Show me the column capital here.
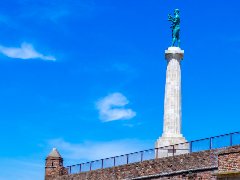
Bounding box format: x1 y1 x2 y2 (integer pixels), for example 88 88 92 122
165 47 184 61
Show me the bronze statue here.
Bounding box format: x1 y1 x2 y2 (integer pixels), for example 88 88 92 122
168 9 180 47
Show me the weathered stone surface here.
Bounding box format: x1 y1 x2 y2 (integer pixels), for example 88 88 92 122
45 148 68 180
216 147 240 179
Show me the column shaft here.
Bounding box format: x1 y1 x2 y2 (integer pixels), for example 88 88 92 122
163 56 182 137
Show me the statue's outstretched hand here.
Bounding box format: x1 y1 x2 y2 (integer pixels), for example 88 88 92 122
168 14 173 21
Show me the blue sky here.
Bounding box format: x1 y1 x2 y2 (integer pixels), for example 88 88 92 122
0 0 240 179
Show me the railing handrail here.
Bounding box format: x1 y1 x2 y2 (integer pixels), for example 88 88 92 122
66 131 240 172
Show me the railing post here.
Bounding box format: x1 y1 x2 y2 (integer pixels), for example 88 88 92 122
190 141 192 153
209 137 213 149
156 148 159 159
79 164 82 173
230 133 233 146
172 145 175 156
69 166 72 174
90 162 92 171
141 151 143 162
101 159 104 169
113 157 116 166
126 154 129 164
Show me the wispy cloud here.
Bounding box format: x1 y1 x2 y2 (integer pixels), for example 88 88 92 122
48 138 152 163
0 43 56 61
96 93 136 122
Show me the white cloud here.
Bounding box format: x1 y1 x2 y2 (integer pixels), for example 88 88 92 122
48 138 152 163
96 93 136 122
0 43 56 61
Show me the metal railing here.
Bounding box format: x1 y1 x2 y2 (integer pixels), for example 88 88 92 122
66 131 240 174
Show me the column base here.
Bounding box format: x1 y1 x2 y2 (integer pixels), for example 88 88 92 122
155 135 189 158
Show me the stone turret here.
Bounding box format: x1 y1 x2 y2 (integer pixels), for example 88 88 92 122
45 148 68 180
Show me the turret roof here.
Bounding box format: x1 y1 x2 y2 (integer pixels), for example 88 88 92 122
47 148 62 158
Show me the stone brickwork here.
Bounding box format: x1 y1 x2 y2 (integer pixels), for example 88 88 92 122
45 145 240 180
45 148 68 180
148 170 215 180
216 147 240 179
218 148 240 172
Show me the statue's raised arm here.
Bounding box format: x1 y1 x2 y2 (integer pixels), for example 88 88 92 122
168 9 181 47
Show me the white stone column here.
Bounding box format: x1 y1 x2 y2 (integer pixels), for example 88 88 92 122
163 47 183 138
155 47 188 157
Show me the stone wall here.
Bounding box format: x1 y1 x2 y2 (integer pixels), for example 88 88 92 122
46 145 240 180
216 147 240 179
45 155 68 180
218 148 240 172
148 170 215 180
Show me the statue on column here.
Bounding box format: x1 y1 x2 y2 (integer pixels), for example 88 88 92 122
168 9 181 47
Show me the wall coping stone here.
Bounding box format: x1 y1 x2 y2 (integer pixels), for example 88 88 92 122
217 146 240 156
215 171 240 178
132 166 218 180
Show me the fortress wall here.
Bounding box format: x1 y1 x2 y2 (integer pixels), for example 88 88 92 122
46 145 240 180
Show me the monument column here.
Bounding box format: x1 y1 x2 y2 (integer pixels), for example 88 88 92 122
163 47 183 138
155 9 188 155
155 47 188 153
